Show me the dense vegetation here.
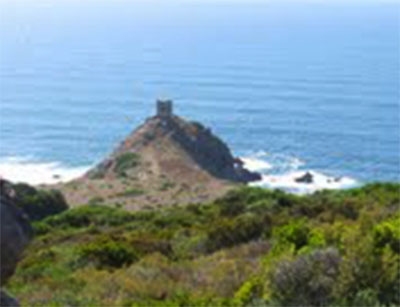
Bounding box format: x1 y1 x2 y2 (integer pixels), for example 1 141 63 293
6 183 400 306
12 183 68 221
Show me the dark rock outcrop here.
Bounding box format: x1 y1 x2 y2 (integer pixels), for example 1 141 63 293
156 116 260 182
0 179 33 306
295 172 314 184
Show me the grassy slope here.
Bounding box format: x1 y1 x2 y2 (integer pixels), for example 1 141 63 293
6 183 400 306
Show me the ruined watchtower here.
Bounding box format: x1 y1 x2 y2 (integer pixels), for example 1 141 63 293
156 99 173 118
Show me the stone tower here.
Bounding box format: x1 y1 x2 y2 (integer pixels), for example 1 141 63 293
156 99 173 118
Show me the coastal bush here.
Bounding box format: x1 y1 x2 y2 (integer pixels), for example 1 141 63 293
233 278 263 306
206 213 267 252
13 183 68 221
115 188 144 197
88 196 104 205
77 236 138 269
33 205 136 234
114 152 140 177
273 219 310 251
217 195 246 217
269 248 341 306
334 246 400 306
171 232 207 259
217 187 274 211
6 183 400 306
152 209 198 229
18 249 58 282
159 181 176 191
373 216 400 253
129 237 173 259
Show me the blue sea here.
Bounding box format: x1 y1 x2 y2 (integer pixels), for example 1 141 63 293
0 1 399 192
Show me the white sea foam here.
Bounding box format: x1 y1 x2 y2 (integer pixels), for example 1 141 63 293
240 157 272 172
0 152 359 193
0 157 90 185
241 152 359 194
249 171 358 195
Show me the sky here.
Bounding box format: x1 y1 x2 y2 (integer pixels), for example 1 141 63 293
1 0 398 23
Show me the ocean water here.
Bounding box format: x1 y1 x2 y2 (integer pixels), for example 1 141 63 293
0 1 399 193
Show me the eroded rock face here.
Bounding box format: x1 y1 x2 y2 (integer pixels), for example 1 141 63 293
0 179 33 306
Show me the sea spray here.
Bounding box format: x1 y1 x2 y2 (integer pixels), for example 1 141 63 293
241 152 359 194
0 157 90 185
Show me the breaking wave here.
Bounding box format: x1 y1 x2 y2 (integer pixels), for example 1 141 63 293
0 152 359 194
241 151 359 194
0 156 90 185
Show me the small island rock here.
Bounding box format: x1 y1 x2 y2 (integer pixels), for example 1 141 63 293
295 172 314 184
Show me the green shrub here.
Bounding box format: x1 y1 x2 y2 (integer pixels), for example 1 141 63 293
206 213 268 252
234 278 263 306
269 248 341 306
218 199 246 217
274 220 310 251
114 152 140 177
373 216 400 253
77 236 138 269
18 249 58 281
132 238 173 258
217 187 274 213
88 196 104 205
159 181 176 191
334 223 400 306
35 205 136 233
351 289 380 306
171 230 207 259
273 189 300 208
13 183 68 221
115 188 144 197
153 210 196 229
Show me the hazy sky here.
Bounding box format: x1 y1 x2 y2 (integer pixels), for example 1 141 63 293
1 0 398 22
0 0 398 47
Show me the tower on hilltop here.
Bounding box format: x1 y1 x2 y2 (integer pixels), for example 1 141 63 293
156 99 173 118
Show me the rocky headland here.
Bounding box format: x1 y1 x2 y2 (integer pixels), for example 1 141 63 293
54 100 261 210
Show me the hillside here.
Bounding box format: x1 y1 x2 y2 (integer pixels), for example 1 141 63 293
5 183 400 306
53 101 260 210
